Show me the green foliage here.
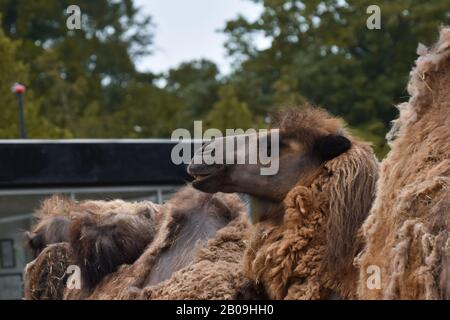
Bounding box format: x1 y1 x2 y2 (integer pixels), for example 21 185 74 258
0 0 448 151
205 85 263 132
223 0 450 147
0 0 155 137
349 121 390 160
166 60 221 119
0 27 69 138
110 81 188 138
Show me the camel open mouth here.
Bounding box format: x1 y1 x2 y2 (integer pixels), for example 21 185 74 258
191 173 210 181
187 164 226 190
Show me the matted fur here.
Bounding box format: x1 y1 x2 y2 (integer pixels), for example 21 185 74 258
244 110 379 299
24 195 75 258
62 186 258 300
23 196 160 296
69 199 160 291
85 213 255 299
274 106 345 149
24 243 75 300
139 214 257 299
357 27 450 299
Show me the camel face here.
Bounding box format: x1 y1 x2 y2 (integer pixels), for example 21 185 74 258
188 130 312 201
188 125 351 204
25 216 71 258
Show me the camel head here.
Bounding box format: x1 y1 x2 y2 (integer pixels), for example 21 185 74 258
24 216 71 258
188 107 352 222
24 195 74 258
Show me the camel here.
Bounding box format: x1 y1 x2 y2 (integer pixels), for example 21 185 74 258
24 195 74 258
188 106 379 299
69 199 161 291
356 27 450 299
24 186 258 300
24 196 161 298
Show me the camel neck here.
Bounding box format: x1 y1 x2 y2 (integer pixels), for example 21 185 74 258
248 196 284 224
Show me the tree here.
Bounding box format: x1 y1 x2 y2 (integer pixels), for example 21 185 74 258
166 59 221 119
0 27 69 138
108 81 188 138
0 0 154 136
223 0 450 158
206 85 262 132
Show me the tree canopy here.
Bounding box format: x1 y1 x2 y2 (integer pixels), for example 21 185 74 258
0 0 449 158
223 0 450 157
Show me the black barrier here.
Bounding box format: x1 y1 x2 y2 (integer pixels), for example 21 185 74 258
0 140 195 188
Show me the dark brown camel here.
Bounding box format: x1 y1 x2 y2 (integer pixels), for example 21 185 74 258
24 187 256 300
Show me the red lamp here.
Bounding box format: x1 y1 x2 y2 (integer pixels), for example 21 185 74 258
12 83 26 94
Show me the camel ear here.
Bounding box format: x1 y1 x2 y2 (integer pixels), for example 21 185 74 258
313 134 352 161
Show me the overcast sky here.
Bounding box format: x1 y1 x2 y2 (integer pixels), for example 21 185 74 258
133 0 265 75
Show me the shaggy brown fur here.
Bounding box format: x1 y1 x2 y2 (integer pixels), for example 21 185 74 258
69 199 161 291
24 243 75 300
24 195 74 258
86 213 254 299
24 196 161 295
243 109 379 299
356 27 450 299
139 214 258 299
62 186 257 300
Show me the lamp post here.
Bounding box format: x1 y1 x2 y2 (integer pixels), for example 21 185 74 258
12 83 26 139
